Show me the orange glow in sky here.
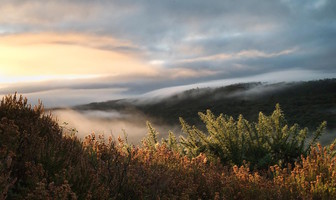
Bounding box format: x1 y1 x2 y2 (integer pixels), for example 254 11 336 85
0 33 157 84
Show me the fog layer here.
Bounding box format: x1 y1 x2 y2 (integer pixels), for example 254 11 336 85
52 109 180 144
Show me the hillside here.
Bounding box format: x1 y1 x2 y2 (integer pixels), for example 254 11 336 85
2 93 336 199
76 79 336 131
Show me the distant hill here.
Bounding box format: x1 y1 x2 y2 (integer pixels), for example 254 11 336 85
75 79 336 131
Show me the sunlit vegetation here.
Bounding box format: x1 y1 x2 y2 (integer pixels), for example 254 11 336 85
1 94 336 199
178 105 326 169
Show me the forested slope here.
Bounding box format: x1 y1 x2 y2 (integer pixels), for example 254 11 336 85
77 79 336 131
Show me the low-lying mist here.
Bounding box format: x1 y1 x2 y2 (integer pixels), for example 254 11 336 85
52 109 181 144
51 109 336 146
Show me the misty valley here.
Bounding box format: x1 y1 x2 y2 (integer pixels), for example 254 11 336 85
53 79 336 145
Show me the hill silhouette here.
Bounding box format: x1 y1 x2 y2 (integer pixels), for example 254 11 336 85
76 79 336 131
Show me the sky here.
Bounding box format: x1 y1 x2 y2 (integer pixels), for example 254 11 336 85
0 0 335 107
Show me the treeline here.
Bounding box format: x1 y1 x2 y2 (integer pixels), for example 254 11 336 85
77 79 336 131
1 94 336 199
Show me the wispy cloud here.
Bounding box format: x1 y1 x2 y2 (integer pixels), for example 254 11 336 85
176 48 298 64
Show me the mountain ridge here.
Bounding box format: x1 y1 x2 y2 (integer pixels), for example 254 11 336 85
72 79 336 132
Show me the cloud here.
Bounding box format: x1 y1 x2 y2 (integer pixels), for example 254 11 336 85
0 0 335 106
175 48 297 64
22 88 130 108
139 69 336 100
1 68 335 108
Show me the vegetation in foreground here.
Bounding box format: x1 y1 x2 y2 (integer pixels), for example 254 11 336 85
1 94 336 199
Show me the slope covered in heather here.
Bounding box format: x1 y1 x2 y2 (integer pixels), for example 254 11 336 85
1 94 336 199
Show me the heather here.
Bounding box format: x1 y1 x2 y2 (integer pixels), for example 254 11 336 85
1 94 335 199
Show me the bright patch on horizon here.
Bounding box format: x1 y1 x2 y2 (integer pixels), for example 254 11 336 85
0 33 157 83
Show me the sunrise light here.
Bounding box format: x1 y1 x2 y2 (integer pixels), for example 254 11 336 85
0 33 157 83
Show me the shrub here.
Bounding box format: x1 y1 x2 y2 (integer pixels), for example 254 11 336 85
179 104 326 169
0 94 118 199
272 143 336 199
